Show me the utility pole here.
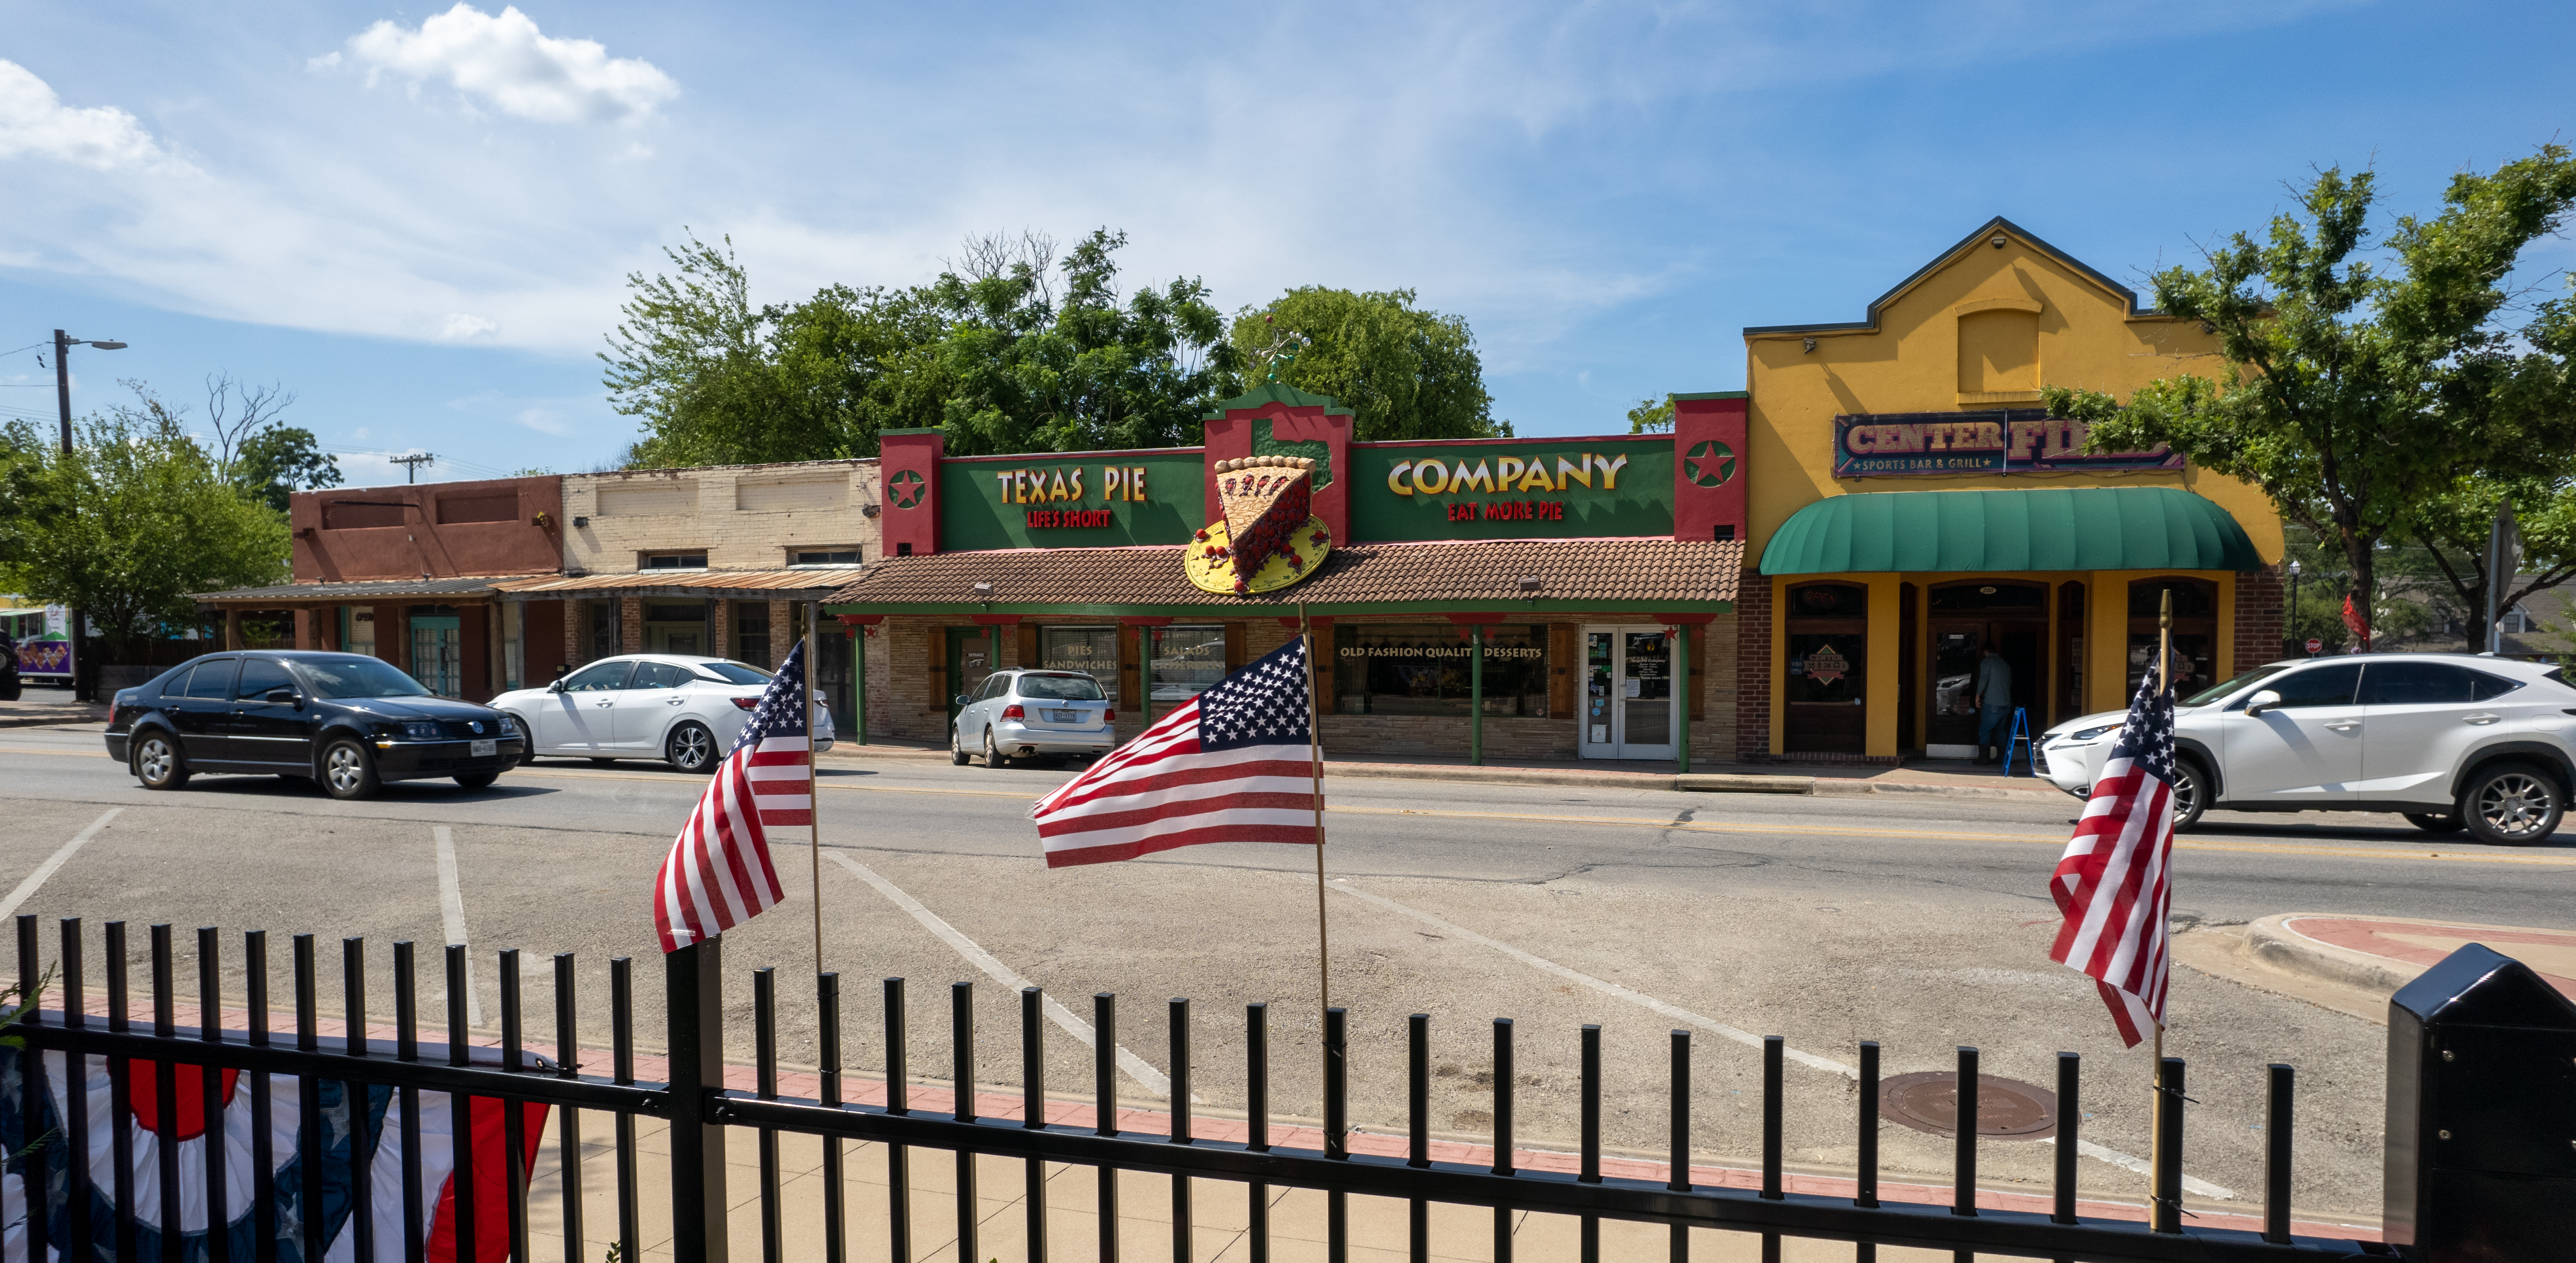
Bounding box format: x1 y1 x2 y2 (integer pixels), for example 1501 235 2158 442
50 329 127 701
391 453 436 483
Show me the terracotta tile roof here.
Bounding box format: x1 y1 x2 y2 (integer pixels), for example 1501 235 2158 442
822 539 1742 611
491 569 853 600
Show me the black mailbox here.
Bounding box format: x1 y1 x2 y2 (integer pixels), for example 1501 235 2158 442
2385 942 2576 1260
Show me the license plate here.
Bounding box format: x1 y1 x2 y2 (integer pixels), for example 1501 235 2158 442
470 739 497 757
1046 709 1080 723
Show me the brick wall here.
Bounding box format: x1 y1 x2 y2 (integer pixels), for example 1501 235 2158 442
2234 562 2287 671
1734 567 1772 760
563 459 882 574
866 611 1742 762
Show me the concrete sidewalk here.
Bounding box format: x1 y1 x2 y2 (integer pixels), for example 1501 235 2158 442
0 691 105 729
819 741 2069 802
2175 914 2576 1025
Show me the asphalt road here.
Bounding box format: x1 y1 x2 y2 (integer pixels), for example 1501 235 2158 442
5 723 2569 1224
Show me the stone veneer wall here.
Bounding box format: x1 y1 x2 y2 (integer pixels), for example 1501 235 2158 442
867 610 1738 762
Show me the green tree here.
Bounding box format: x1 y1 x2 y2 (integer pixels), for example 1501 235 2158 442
233 426 343 511
2045 149 2576 647
0 392 289 662
929 228 1237 455
1626 397 1675 433
603 228 1232 465
1226 288 1507 440
2398 472 2576 646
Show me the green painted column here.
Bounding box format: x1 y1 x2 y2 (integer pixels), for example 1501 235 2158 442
1470 624 1485 766
1138 626 1155 728
1674 623 1691 774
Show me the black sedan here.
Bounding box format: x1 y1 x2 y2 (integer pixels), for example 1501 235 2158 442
105 651 525 800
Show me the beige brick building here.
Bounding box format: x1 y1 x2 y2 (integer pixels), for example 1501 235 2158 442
494 459 890 736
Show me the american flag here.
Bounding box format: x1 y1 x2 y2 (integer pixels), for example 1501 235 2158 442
654 640 809 951
1032 637 1319 867
2047 664 2178 1047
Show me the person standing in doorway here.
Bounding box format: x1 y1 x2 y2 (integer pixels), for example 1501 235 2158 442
1973 643 2013 765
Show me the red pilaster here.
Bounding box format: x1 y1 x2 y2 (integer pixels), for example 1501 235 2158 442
1672 393 1749 543
880 430 945 557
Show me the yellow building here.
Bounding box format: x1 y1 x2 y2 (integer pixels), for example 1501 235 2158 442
1740 218 2286 760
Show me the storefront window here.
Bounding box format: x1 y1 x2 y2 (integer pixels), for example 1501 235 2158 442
645 602 708 656
735 602 772 669
1149 625 1227 706
2128 578 2218 697
1040 626 1120 691
1333 624 1548 716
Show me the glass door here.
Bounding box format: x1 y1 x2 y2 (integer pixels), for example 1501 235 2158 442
1579 626 1675 759
410 616 462 698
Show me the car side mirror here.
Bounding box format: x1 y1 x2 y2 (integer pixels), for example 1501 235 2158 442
548 680 567 694
953 694 970 707
265 689 300 707
2244 689 2284 716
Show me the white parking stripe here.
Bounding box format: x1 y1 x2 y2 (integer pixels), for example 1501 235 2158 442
0 808 121 922
1308 874 2233 1201
434 826 483 1027
824 850 1188 1102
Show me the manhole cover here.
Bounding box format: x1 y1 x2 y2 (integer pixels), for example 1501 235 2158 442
1878 1072 2057 1140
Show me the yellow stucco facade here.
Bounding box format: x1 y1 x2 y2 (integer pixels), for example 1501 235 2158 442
1742 218 2285 759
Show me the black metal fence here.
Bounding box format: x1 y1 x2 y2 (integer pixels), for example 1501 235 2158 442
4 914 2386 1262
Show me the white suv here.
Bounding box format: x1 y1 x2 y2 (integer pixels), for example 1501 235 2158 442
2034 654 2576 845
951 670 1116 767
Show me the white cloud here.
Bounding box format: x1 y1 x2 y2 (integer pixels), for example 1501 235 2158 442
440 312 501 340
514 407 569 436
339 4 678 125
0 60 169 169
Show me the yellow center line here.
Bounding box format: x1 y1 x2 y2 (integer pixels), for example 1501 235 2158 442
29 748 2569 865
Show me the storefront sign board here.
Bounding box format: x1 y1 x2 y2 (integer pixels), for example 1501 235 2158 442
1832 410 2182 478
939 451 1209 551
1348 439 1675 542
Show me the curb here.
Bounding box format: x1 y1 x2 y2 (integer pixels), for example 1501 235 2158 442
820 744 2067 800
0 715 103 730
2243 915 2424 996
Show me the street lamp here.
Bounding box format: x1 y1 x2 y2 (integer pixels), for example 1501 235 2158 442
50 330 128 701
53 329 128 452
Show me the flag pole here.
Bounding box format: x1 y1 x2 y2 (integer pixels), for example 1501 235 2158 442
2150 586 2171 1202
807 603 825 982
1298 602 1329 1023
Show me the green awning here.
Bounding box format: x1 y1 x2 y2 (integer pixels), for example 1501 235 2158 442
1759 487 2264 575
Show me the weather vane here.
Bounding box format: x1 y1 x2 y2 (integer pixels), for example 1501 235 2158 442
1252 313 1312 383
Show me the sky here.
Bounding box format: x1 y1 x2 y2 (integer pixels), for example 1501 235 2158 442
4 0 2572 486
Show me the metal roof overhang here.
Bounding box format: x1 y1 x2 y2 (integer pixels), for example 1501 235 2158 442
1759 487 2264 575
491 571 853 602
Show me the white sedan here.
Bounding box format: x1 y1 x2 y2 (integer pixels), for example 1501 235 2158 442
489 654 835 773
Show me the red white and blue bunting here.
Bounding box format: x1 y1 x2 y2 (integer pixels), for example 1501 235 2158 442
3 1046 546 1262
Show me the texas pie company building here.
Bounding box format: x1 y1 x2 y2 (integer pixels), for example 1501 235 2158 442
822 385 1753 765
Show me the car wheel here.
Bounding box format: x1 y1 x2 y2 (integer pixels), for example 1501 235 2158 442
2402 813 2463 834
2458 762 2563 847
454 771 500 789
983 728 1009 769
320 739 381 801
2169 756 2209 832
950 724 971 765
667 721 718 773
133 732 190 790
